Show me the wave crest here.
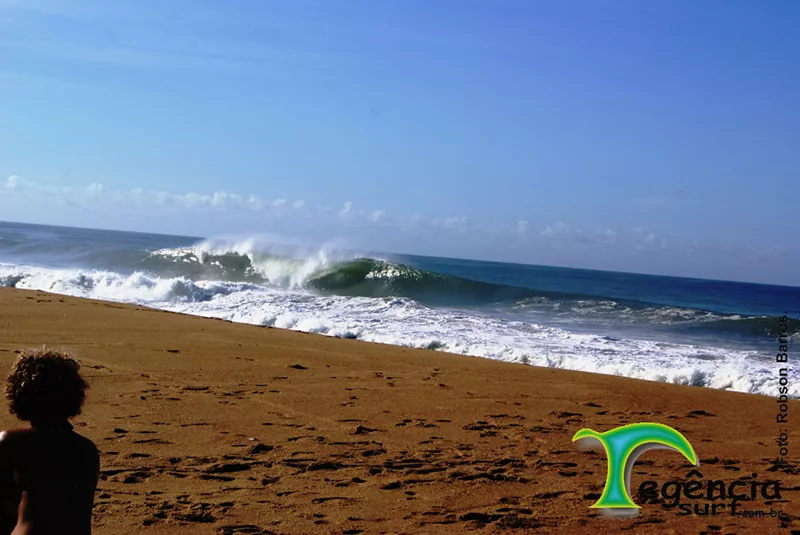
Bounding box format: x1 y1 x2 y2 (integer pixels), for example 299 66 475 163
148 237 362 288
0 265 258 304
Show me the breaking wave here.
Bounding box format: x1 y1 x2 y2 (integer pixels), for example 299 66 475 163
1 235 796 341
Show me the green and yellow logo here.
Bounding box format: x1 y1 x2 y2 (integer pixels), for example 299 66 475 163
572 422 698 517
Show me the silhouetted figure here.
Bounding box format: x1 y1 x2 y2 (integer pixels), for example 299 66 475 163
0 349 99 535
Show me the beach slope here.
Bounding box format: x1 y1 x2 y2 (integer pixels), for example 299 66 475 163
0 287 796 534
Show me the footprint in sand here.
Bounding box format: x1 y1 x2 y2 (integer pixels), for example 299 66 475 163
686 410 716 418
352 425 379 435
216 525 267 534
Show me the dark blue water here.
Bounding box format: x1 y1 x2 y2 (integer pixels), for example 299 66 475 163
1 220 797 352
404 254 797 318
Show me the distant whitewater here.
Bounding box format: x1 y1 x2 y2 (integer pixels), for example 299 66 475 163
1 221 798 397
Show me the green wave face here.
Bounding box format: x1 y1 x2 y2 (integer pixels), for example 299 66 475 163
573 423 698 514
303 258 523 304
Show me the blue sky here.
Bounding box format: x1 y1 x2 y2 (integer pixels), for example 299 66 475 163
1 0 798 285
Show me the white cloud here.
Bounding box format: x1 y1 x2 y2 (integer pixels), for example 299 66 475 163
635 232 669 251
440 216 468 231
246 194 263 210
85 182 104 195
5 175 25 190
339 201 353 219
4 175 698 263
212 192 226 206
3 176 311 220
3 175 72 197
541 221 569 238
588 228 617 244
538 222 619 246
150 190 170 205
180 192 211 208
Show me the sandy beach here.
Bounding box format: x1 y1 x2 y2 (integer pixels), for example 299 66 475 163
0 287 796 534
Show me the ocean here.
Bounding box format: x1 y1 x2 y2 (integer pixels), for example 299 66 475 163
1 221 797 397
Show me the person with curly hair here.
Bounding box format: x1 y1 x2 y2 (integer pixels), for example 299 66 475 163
0 348 100 535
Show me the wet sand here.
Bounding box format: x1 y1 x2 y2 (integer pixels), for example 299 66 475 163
0 287 797 534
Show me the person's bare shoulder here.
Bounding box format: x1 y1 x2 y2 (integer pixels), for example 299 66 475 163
0 428 32 460
0 428 34 444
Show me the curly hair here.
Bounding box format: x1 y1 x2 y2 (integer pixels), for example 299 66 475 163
5 348 89 423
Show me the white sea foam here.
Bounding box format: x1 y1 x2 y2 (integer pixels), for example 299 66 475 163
0 262 793 398
150 236 372 288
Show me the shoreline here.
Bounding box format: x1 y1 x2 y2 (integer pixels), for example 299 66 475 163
0 271 784 397
0 287 797 533
1 285 774 396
